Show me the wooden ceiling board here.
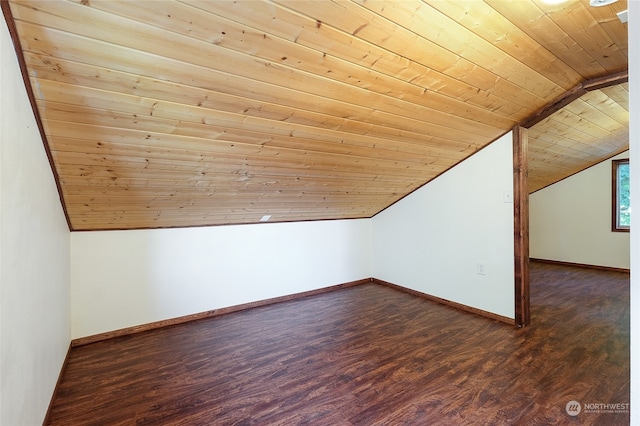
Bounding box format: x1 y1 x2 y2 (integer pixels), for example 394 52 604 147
486 0 628 78
600 83 629 109
425 0 582 90
186 0 532 118
3 0 629 230
14 1 509 136
275 0 558 107
364 0 579 95
528 86 629 193
18 24 501 145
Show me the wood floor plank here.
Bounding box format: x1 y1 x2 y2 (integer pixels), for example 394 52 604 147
46 262 629 425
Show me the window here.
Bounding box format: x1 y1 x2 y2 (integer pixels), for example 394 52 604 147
612 159 630 232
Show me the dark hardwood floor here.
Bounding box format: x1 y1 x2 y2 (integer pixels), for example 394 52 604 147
47 262 629 425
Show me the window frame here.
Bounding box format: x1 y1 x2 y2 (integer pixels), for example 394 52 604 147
612 159 630 232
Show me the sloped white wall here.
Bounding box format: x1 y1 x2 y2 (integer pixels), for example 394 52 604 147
0 19 70 426
371 133 515 319
71 219 371 339
530 151 630 269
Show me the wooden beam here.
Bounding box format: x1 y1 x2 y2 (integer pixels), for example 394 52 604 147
513 125 530 327
521 84 587 128
582 70 628 91
521 70 629 129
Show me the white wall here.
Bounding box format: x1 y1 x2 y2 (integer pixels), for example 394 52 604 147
371 132 515 319
0 19 71 426
629 1 638 423
71 219 371 338
530 151 630 269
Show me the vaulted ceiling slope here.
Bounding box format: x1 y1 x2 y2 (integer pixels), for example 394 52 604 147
528 81 628 192
3 0 629 230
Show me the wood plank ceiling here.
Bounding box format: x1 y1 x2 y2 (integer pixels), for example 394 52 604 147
528 82 629 192
2 0 629 230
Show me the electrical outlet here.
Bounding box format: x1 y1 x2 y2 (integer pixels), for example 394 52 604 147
477 261 486 275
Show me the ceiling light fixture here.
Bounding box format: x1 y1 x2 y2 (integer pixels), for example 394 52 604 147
589 0 618 7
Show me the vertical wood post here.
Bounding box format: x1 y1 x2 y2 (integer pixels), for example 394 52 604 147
513 125 530 327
